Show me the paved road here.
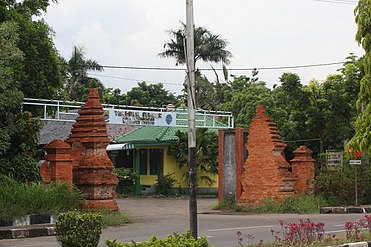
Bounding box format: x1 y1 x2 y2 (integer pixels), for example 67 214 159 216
0 198 366 247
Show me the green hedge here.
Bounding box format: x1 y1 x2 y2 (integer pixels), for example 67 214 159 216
56 211 102 247
106 231 212 247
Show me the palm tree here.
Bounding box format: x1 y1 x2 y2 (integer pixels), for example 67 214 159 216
168 128 218 186
160 23 232 111
65 46 103 101
159 23 232 66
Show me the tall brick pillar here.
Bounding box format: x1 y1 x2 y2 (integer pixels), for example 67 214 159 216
291 146 315 194
239 105 296 206
66 88 119 211
40 140 73 185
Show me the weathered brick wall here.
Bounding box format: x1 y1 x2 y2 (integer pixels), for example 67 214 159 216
41 140 73 185
218 105 316 205
291 146 315 194
239 105 296 205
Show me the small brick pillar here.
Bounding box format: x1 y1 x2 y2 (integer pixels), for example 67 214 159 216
291 146 315 194
66 88 119 211
41 140 73 184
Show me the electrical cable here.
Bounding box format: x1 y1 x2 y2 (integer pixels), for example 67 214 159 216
87 73 184 85
100 61 345 71
313 0 357 5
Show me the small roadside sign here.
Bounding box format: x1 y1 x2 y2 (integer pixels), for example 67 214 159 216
349 160 361 165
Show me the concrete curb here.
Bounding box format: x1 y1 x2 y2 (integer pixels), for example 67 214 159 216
0 225 55 239
332 241 371 247
320 206 371 214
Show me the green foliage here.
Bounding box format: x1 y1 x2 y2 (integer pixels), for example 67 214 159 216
1 0 64 99
213 198 246 212
215 195 327 214
155 173 177 196
348 0 371 154
0 153 40 183
246 195 326 214
99 210 130 226
112 168 136 194
0 21 42 182
64 46 104 101
168 128 218 186
159 22 232 66
222 80 273 128
55 211 102 247
106 231 212 247
125 82 178 107
315 163 371 205
0 177 80 221
103 88 126 105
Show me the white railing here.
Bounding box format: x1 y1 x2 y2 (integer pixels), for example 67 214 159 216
22 98 234 129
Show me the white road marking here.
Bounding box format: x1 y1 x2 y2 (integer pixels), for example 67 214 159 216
208 225 274 232
325 230 347 234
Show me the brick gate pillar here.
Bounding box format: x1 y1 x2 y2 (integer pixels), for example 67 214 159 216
42 140 73 185
291 146 315 194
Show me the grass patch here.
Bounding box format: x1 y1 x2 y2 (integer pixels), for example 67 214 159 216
0 176 80 221
215 194 328 214
99 210 130 227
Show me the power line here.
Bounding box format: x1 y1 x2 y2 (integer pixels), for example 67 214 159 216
87 73 183 85
0 57 347 71
313 0 357 5
100 61 345 71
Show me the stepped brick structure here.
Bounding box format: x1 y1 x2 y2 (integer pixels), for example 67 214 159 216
239 105 297 205
40 88 118 211
218 105 316 205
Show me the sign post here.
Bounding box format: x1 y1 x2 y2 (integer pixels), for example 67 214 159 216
349 159 361 206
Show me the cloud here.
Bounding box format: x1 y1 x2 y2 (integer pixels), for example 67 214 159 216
44 0 364 94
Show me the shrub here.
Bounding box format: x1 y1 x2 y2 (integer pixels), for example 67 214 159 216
280 194 328 214
155 173 177 196
0 177 80 221
106 231 212 247
215 195 327 214
315 162 371 205
112 168 136 194
55 211 102 247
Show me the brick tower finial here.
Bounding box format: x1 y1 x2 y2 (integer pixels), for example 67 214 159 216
256 104 265 114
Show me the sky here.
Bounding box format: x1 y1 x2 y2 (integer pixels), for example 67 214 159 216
43 0 364 95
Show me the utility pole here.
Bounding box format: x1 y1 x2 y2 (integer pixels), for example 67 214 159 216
185 0 198 239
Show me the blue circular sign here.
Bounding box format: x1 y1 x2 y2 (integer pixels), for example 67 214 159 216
165 114 173 125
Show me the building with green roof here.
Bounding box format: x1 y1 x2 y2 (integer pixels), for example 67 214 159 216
107 108 231 195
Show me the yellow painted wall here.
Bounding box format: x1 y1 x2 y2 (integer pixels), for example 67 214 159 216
140 175 158 185
137 145 218 189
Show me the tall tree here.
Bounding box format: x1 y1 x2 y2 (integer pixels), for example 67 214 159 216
0 0 64 99
65 46 104 101
159 23 232 66
348 0 371 153
125 82 178 107
160 23 232 112
168 128 218 186
0 21 41 182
